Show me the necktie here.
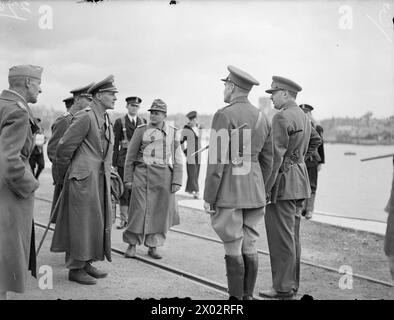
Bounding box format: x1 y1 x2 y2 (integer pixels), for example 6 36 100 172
104 113 110 140
131 118 135 127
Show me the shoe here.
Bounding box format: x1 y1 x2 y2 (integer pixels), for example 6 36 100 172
84 263 108 279
301 210 307 217
148 247 162 259
116 220 127 229
124 245 136 258
68 269 97 285
192 191 199 199
259 288 294 299
305 211 313 220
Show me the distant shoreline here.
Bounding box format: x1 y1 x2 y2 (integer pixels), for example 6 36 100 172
324 139 394 146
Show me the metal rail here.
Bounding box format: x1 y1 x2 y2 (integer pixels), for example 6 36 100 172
35 196 393 289
33 218 262 300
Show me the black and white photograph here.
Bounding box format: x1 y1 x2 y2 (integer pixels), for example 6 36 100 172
0 0 393 306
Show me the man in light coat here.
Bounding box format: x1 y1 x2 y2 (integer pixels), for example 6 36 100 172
50 75 117 285
260 76 321 299
204 65 273 300
0 65 43 299
123 99 183 259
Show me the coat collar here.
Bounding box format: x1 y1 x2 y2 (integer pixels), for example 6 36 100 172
225 96 250 108
0 89 36 124
280 100 298 111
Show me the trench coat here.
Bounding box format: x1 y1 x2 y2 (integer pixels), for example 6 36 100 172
47 112 73 223
265 101 322 203
123 121 183 235
50 101 113 262
204 96 273 208
0 89 39 293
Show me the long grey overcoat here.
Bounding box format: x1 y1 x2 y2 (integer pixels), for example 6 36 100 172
0 89 39 293
50 102 113 262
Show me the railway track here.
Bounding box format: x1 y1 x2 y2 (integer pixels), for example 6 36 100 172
35 196 394 293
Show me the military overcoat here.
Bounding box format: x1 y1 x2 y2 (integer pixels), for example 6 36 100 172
0 89 39 293
50 101 113 262
123 121 183 234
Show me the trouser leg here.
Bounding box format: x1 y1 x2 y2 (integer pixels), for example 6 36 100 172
65 252 87 270
265 200 297 292
388 256 394 282
144 233 166 248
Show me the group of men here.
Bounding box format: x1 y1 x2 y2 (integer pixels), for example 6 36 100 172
0 63 324 300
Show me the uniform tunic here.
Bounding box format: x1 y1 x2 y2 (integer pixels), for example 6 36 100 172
50 101 113 263
0 89 40 293
122 121 183 245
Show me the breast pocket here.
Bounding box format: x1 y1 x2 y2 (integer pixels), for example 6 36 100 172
68 170 91 194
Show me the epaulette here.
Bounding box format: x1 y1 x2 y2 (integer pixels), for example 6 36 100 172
137 123 147 128
62 111 70 116
16 101 27 112
169 124 178 130
83 106 91 111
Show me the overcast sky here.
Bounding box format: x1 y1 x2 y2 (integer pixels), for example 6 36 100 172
0 0 392 120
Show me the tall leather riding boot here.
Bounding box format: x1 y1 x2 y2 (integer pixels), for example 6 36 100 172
243 253 258 300
224 255 244 300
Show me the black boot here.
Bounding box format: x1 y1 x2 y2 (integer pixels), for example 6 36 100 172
224 255 244 300
243 253 258 300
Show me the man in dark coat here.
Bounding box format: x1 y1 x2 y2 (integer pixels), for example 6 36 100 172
299 104 325 219
123 99 183 259
260 76 321 299
50 75 117 285
204 66 273 300
180 110 202 198
0 65 43 299
112 96 146 229
47 84 93 224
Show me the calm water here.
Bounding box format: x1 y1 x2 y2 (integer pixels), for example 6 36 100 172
182 142 393 222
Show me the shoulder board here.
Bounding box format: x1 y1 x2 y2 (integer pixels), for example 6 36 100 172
16 101 27 112
169 124 178 130
62 111 70 116
137 123 147 128
83 106 91 112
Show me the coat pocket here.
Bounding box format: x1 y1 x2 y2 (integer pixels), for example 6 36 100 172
68 170 91 181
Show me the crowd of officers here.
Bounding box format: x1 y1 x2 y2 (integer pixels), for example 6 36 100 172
7 63 384 301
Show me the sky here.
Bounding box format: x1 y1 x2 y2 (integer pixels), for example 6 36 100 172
0 0 393 120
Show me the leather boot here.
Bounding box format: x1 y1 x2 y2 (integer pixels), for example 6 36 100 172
117 206 128 229
224 255 244 300
243 253 258 300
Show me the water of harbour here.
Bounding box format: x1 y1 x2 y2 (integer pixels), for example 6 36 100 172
182 142 393 223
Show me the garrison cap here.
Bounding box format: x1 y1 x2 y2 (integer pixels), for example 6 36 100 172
299 103 314 112
125 96 142 105
8 65 43 80
148 99 167 113
87 75 118 95
221 65 259 91
70 82 95 99
265 76 302 94
186 110 197 120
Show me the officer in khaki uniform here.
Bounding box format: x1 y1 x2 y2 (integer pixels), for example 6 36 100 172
123 99 183 260
50 75 117 285
0 65 43 299
260 76 321 299
47 83 93 224
204 66 273 300
112 96 147 229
